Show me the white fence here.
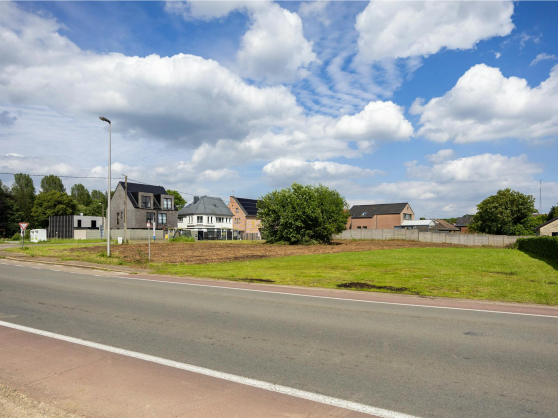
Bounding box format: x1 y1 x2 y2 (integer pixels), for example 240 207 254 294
334 229 531 247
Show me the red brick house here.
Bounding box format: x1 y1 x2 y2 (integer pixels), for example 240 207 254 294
228 197 261 238
347 203 414 230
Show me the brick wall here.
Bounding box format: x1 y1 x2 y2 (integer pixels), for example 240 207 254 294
539 220 558 236
228 197 261 233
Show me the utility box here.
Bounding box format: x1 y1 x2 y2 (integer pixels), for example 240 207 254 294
30 229 47 243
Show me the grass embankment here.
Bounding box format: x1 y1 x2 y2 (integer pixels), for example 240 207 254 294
4 244 558 305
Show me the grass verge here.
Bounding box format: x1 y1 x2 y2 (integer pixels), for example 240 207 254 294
4 244 558 305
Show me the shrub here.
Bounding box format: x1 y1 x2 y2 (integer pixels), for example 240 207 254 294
516 236 558 261
169 236 195 243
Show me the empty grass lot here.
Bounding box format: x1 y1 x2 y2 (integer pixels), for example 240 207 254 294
151 247 558 305
3 243 558 305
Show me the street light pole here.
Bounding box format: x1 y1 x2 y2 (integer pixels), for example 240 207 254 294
99 116 112 257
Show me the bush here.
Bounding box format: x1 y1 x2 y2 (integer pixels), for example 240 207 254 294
516 236 558 261
10 230 30 240
169 236 195 243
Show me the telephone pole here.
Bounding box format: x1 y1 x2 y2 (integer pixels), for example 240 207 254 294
124 175 128 244
540 179 542 215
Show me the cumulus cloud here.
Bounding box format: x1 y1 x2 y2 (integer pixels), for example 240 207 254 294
413 64 558 143
530 53 557 66
262 157 384 186
425 149 456 164
355 1 514 62
165 1 317 84
298 1 330 26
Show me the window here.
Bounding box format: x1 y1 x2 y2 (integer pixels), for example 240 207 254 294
163 198 172 210
404 213 412 220
116 213 119 225
236 208 239 213
361 212 367 216
142 195 151 208
216 217 223 223
158 213 167 225
146 212 155 223
77 219 82 228
363 226 367 229
91 220 96 228
357 226 361 229
197 216 203 224
178 217 183 222
553 232 558 237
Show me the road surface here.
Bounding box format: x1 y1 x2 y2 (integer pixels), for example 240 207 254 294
0 261 557 417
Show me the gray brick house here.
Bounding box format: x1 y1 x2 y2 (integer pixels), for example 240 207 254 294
110 182 178 230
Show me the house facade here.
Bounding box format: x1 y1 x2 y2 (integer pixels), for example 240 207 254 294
228 196 261 236
110 182 178 230
47 215 104 239
455 216 473 233
535 216 558 236
347 203 414 230
177 196 233 239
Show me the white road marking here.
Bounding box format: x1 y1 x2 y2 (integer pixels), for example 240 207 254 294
3 260 558 319
0 321 418 418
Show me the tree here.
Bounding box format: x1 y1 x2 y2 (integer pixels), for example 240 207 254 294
548 204 558 221
31 191 78 228
11 173 36 225
166 190 186 209
258 183 349 245
0 180 22 237
470 189 537 235
40 175 66 194
71 183 92 207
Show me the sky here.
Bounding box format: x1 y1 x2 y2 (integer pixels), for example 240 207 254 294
0 0 557 218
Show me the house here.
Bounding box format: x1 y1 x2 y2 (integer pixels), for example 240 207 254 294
110 182 178 230
400 219 435 230
535 216 558 236
47 215 104 239
347 203 414 230
177 196 233 240
432 219 461 233
455 216 473 233
228 196 261 238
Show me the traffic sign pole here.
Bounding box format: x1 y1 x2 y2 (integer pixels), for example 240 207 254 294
19 223 29 249
147 222 151 261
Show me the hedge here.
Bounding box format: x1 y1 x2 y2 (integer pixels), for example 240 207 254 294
516 236 558 261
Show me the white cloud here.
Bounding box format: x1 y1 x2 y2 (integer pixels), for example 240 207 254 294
263 157 384 187
355 1 514 62
425 149 456 164
165 1 317 84
530 53 557 67
413 64 558 143
237 3 318 83
298 1 330 26
495 52 502 59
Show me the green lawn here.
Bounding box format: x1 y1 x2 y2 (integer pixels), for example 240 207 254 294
4 244 558 305
151 247 558 305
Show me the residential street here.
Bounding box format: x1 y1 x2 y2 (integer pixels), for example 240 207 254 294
1 262 557 418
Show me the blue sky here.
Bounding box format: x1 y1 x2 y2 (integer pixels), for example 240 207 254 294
1 1 557 217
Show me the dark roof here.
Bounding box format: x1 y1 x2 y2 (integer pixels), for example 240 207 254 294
118 182 166 196
433 219 460 232
349 203 410 218
178 196 233 216
234 197 259 216
455 216 473 227
535 216 558 230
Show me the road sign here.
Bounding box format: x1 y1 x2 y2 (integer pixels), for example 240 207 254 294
147 222 151 228
19 223 29 231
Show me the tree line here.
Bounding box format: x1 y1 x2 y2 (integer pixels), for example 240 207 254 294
0 174 109 237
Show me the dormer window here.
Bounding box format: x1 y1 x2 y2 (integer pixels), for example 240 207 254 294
362 212 367 216
163 198 172 210
142 196 151 208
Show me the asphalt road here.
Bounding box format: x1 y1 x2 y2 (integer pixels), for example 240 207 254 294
1 263 557 418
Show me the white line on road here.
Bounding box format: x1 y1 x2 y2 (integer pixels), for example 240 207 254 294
3 260 558 319
0 320 418 418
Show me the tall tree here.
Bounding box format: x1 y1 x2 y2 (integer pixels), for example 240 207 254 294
470 189 537 235
0 180 22 237
258 183 349 245
166 190 186 209
11 173 36 225
71 183 92 206
31 191 78 228
548 204 558 221
40 175 66 194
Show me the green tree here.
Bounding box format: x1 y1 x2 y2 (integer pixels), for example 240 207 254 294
71 183 92 207
548 204 558 221
11 173 36 225
40 175 66 194
470 189 537 235
31 191 78 228
0 180 22 237
257 183 349 245
166 190 186 209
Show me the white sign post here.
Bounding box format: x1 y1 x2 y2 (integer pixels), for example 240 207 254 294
19 223 29 249
147 222 151 261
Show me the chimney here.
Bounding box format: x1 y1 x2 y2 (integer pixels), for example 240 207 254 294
194 196 199 204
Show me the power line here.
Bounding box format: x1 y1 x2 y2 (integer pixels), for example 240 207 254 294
0 172 124 180
126 177 196 196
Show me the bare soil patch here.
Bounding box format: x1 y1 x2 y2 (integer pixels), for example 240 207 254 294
70 239 466 266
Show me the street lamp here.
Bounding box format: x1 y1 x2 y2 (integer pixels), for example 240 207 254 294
99 116 111 257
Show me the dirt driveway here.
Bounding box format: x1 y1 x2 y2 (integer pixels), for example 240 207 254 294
71 240 465 265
